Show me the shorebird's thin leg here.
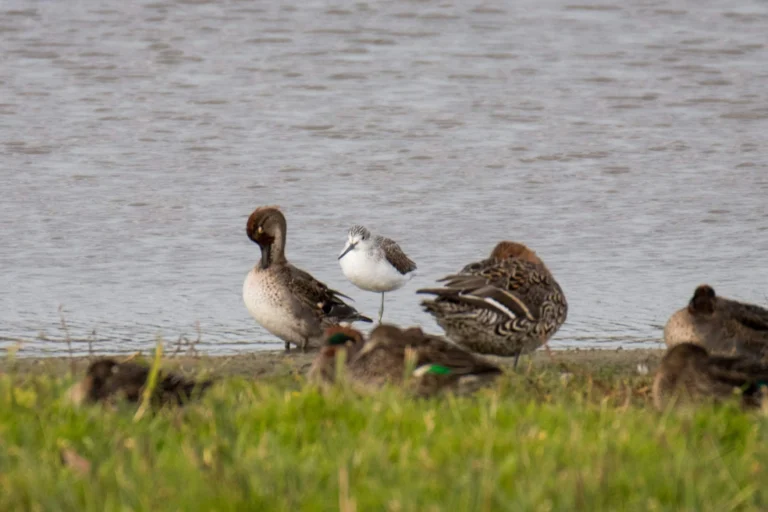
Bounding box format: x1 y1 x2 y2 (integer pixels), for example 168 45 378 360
284 340 290 353
378 292 385 323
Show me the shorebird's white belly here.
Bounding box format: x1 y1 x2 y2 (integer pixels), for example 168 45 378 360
340 250 410 293
243 269 306 345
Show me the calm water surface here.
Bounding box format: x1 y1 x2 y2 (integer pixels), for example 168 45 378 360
2 0 768 356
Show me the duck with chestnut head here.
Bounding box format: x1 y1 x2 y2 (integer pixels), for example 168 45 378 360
417 241 567 368
243 206 372 352
664 284 768 357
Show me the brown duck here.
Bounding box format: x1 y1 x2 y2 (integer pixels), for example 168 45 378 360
243 206 372 352
653 342 768 410
67 358 213 407
309 324 502 397
417 241 568 367
664 284 768 357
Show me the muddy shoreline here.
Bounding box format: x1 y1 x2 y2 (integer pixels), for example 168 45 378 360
1 347 666 380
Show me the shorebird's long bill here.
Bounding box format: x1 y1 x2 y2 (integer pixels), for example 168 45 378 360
338 242 354 260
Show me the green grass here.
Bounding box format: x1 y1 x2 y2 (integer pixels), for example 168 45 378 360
1 359 767 511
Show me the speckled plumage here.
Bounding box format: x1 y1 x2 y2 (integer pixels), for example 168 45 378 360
310 324 502 397
417 241 567 364
664 284 768 357
653 343 768 410
243 207 372 352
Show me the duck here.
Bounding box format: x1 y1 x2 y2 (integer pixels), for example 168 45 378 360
243 206 372 352
417 241 568 368
307 325 366 387
653 342 768 410
309 323 502 397
664 284 768 357
338 225 417 323
67 358 213 407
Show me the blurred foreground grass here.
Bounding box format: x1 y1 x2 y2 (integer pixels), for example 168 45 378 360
1 349 767 511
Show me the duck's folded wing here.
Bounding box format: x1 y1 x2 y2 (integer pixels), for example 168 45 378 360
707 356 768 388
729 302 768 332
417 281 535 322
287 265 372 323
415 339 502 377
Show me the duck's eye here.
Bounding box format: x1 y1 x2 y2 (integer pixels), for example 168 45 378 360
257 225 263 234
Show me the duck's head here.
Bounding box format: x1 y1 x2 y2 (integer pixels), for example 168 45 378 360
325 325 364 346
339 225 371 260
314 326 365 377
489 241 543 265
661 342 709 371
75 358 120 403
688 284 716 316
246 206 287 268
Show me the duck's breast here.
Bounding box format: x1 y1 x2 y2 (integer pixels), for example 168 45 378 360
243 268 311 343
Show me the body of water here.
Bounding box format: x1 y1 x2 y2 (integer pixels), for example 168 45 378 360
1 0 767 355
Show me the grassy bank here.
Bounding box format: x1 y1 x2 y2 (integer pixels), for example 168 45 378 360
2 349 767 511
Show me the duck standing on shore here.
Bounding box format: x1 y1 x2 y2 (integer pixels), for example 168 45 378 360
338 225 417 323
243 206 372 352
664 284 768 357
417 241 567 368
653 342 768 410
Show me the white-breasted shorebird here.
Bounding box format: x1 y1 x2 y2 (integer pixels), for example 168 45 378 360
243 206 372 352
417 241 568 368
338 225 416 323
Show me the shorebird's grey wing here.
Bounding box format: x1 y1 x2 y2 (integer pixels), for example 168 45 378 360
378 237 417 275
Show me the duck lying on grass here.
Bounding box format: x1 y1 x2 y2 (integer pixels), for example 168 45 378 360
664 284 768 357
67 358 213 407
653 343 768 410
309 324 502 397
418 241 568 368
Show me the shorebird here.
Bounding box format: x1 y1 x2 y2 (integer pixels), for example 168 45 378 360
243 206 372 352
67 358 213 407
308 323 502 397
653 343 768 410
338 225 417 323
417 241 568 368
664 284 768 357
